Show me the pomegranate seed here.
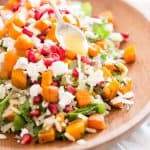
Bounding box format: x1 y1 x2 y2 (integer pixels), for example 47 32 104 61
12 3 20 12
21 134 32 145
48 103 58 114
40 48 50 56
66 85 76 95
27 50 37 63
81 56 92 65
57 47 66 60
22 28 33 37
72 68 79 78
97 81 105 87
51 82 58 87
38 35 45 43
33 95 42 104
30 109 40 117
47 8 54 15
121 33 129 41
34 10 42 20
64 105 74 113
50 45 58 53
44 58 53 67
50 53 60 62
60 9 70 14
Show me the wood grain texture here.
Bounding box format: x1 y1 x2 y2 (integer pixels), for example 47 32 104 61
0 0 150 150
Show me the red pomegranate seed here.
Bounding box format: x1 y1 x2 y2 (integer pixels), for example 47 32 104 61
40 48 50 56
50 53 60 62
121 33 129 41
38 35 45 43
48 103 58 114
27 50 37 63
81 56 92 65
12 3 20 12
66 85 76 95
60 9 70 14
22 28 33 37
57 47 66 60
33 95 42 104
97 81 105 87
51 82 58 87
21 134 32 145
72 68 79 78
44 58 53 67
34 10 42 20
64 105 74 113
50 45 58 53
30 109 40 117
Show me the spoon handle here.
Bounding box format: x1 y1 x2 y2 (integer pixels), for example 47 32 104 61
49 0 64 23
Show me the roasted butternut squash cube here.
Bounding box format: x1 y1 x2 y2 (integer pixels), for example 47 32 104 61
15 34 34 56
38 128 55 144
88 114 106 130
66 119 86 140
120 79 132 94
42 86 59 103
75 89 92 107
102 80 120 100
41 70 53 87
35 20 51 32
11 69 28 89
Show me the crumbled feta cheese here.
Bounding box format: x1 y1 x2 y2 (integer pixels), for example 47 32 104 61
78 114 88 120
14 57 28 70
0 85 6 99
0 10 13 21
41 12 49 20
29 84 42 97
44 39 56 46
36 60 47 73
32 36 43 49
85 31 98 39
49 61 68 77
58 87 75 109
86 128 97 133
28 0 41 7
109 32 123 42
64 132 75 142
43 116 56 130
0 17 4 30
20 128 29 137
2 37 15 51
25 63 39 82
87 70 104 87
105 23 114 32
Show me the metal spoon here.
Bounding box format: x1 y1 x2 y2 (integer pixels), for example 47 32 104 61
49 0 88 56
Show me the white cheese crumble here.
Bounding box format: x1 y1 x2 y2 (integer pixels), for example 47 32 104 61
87 70 104 87
58 86 75 109
0 10 13 21
20 128 29 137
28 0 41 8
49 61 68 77
14 57 28 70
0 52 5 68
0 17 4 30
2 37 15 51
29 84 42 97
0 85 6 99
109 32 123 42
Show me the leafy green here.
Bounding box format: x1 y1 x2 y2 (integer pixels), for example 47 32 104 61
0 79 4 84
81 2 92 16
92 23 110 40
0 93 11 122
56 132 66 140
32 125 42 137
100 53 107 63
67 103 106 121
20 100 33 123
14 114 25 131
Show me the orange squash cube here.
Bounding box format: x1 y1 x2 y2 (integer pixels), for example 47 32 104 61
75 89 92 107
42 86 59 103
11 69 28 89
8 23 21 39
124 45 136 63
38 128 55 144
88 114 106 130
41 70 53 87
120 80 132 94
88 43 100 57
101 66 112 79
15 34 34 56
66 119 86 140
35 20 51 32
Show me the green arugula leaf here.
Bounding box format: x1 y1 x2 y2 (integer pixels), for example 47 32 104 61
92 23 110 40
14 114 25 131
32 125 42 137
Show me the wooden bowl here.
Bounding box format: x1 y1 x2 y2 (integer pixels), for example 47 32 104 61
0 0 150 149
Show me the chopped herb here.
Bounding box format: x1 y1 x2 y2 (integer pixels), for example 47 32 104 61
32 125 42 137
56 132 66 140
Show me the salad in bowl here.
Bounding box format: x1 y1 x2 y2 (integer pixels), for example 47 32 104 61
0 0 136 145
